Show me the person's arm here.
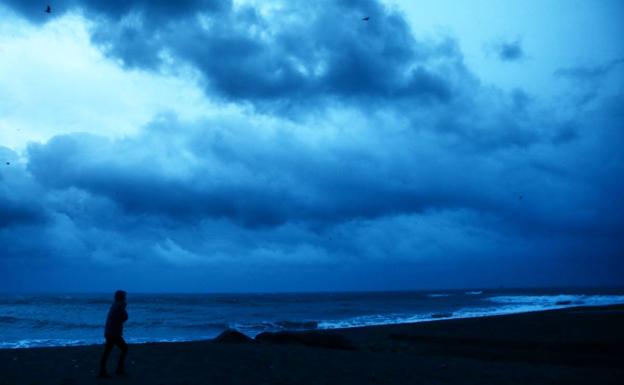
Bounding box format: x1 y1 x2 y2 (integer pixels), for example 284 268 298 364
111 303 128 323
121 302 128 322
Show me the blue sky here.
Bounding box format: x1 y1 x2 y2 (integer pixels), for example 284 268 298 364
0 0 623 292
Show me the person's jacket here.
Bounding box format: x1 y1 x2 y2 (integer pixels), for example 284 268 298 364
104 301 128 338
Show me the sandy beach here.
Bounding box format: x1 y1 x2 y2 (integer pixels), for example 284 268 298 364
1 304 622 385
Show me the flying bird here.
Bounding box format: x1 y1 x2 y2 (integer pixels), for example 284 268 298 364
5 162 10 165
45 5 51 13
362 17 370 21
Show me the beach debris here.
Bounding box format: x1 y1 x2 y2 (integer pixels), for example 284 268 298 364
362 17 370 21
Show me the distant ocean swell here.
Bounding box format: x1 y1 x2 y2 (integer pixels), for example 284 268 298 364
0 316 101 330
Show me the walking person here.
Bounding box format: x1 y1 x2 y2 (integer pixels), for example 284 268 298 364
99 290 129 378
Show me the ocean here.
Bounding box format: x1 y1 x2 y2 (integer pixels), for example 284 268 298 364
1 287 623 349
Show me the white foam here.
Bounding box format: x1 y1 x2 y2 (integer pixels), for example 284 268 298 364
0 339 89 349
318 313 432 329
0 334 220 349
318 294 624 331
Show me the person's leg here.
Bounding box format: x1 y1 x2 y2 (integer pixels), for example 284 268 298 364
115 337 128 374
99 338 114 377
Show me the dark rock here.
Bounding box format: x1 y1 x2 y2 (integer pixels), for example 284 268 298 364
255 331 356 350
213 329 253 344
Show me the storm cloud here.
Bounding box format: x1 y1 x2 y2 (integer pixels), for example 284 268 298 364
0 0 623 291
494 39 524 62
5 0 457 110
555 58 624 81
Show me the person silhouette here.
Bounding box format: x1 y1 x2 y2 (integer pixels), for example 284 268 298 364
99 290 129 378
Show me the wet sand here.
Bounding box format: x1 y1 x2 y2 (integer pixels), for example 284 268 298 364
1 305 622 385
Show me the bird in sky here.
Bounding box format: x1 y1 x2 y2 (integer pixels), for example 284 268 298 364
5 162 10 165
45 5 51 13
362 17 370 21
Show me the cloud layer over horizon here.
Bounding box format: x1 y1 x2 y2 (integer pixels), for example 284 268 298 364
1 0 623 291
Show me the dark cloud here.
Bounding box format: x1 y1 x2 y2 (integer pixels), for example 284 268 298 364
1 96 623 289
124 0 454 109
554 58 624 108
21 105 577 233
0 148 48 228
4 0 457 111
0 198 46 227
24 126 448 228
554 58 624 81
494 40 524 62
22 97 623 240
2 0 225 24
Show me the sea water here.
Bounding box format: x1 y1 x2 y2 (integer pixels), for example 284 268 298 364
1 287 623 348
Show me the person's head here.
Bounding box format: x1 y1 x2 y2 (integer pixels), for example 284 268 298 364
114 290 127 303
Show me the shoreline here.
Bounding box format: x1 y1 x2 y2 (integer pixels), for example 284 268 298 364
1 304 622 384
2 302 624 350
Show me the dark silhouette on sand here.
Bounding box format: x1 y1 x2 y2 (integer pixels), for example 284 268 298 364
99 290 129 378
45 5 51 13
